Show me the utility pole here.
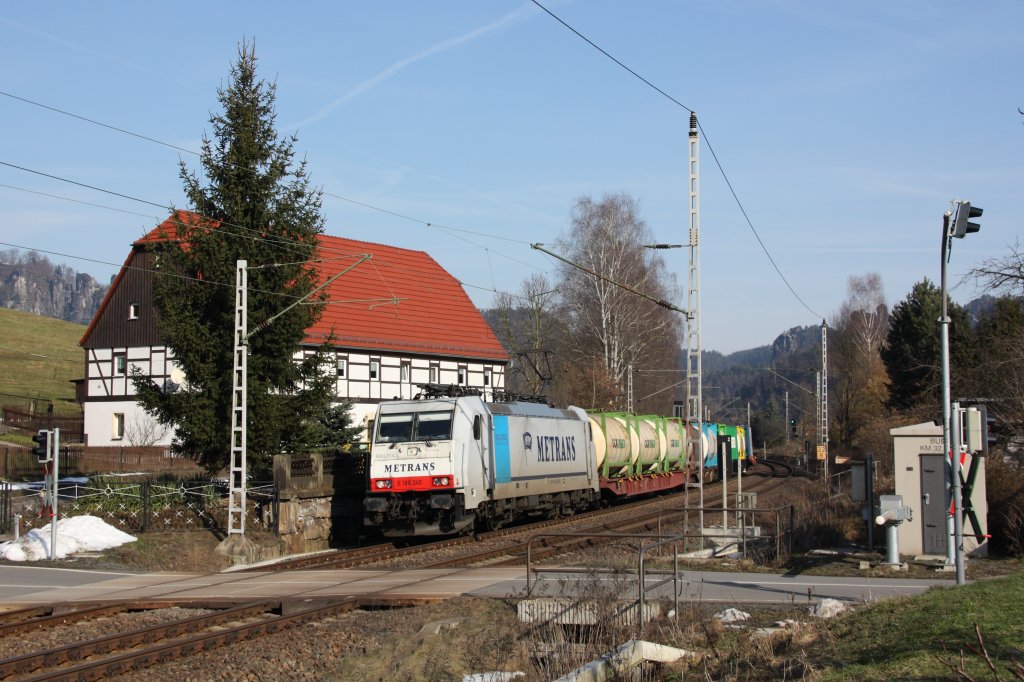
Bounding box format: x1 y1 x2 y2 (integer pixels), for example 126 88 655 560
627 364 634 414
530 115 704 530
820 321 829 483
942 199 983 583
785 391 789 443
686 112 704 533
221 255 370 559
226 260 249 542
50 428 59 560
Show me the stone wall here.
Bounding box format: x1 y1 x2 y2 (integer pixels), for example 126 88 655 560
276 496 333 555
273 453 337 555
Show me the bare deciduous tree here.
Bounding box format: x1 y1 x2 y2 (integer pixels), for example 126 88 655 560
492 273 562 396
830 273 889 449
963 239 1024 296
125 414 171 448
555 193 681 410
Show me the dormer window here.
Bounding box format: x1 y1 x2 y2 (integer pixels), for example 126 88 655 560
128 303 139 320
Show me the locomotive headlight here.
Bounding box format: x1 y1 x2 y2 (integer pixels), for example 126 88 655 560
375 479 392 489
432 476 450 487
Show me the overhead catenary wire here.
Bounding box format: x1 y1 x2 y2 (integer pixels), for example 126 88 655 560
0 239 310 300
0 161 546 309
529 0 823 321
0 89 540 258
0 238 515 311
0 89 563 307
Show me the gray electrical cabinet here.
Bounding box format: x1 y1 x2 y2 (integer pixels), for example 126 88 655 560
889 422 988 558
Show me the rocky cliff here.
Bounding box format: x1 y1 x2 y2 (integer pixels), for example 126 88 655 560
0 249 108 324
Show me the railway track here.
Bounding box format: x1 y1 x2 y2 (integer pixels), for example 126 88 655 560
250 460 793 574
0 472 798 679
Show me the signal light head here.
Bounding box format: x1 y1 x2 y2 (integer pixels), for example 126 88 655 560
31 430 52 462
951 200 983 238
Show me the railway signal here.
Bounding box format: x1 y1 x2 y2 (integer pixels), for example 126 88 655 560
950 201 983 238
963 404 996 456
32 429 52 463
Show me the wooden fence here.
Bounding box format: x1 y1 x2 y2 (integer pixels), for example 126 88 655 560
1 445 205 480
1 405 84 443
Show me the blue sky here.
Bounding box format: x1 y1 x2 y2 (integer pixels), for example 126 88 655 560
1 1 1021 354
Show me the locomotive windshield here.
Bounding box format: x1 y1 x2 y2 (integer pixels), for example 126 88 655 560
414 411 453 441
375 410 454 443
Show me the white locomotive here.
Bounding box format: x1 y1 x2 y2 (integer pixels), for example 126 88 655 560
363 389 600 536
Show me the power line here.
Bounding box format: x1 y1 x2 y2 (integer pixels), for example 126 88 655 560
528 0 693 113
0 90 199 157
0 158 546 303
0 239 333 302
0 183 159 219
528 0 822 320
0 88 571 307
1 89 538 256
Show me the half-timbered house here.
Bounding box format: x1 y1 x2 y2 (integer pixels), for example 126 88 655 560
79 212 509 447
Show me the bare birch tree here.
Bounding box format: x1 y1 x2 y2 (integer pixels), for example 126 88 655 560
830 273 889 449
555 193 681 410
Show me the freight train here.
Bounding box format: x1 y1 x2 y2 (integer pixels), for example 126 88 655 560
697 421 753 481
362 385 748 537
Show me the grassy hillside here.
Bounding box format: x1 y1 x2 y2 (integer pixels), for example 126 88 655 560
0 308 85 415
812 568 1024 680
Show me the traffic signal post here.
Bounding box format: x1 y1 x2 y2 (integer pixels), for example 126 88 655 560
32 428 60 560
940 200 983 585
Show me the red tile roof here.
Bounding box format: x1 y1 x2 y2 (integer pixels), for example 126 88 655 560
84 213 509 362
307 234 507 360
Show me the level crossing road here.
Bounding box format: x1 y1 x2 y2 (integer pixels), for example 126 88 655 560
0 565 141 603
0 564 953 610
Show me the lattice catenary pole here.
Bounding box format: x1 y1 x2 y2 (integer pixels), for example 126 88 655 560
685 112 704 531
227 260 248 537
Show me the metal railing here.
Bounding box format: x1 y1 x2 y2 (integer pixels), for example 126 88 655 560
523 505 796 634
655 505 794 561
1 479 277 535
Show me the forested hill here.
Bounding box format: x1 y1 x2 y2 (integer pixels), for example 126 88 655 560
700 324 822 423
0 250 108 324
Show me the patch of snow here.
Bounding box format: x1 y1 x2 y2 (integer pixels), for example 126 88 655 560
809 598 851 618
715 608 750 623
0 515 136 562
772 619 806 629
463 673 524 682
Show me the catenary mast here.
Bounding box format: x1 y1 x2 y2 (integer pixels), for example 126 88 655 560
686 112 704 530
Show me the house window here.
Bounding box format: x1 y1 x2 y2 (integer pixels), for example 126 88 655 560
484 368 491 386
400 363 410 382
457 367 467 385
429 366 438 383
370 360 379 380
113 413 125 440
128 303 139 320
114 354 127 377
336 357 347 378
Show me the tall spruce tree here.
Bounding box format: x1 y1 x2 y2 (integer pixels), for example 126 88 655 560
881 278 972 415
133 41 337 475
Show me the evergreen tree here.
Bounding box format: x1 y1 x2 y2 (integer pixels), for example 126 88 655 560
133 41 340 475
880 278 972 415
